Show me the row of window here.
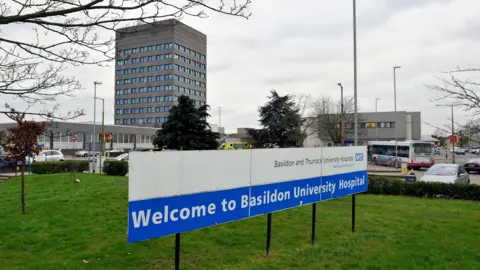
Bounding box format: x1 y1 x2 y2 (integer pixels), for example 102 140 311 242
115 85 206 97
115 97 206 106
116 106 173 115
361 122 395 129
116 53 206 70
115 74 205 88
115 117 169 125
115 95 178 105
371 145 409 158
117 43 205 60
115 64 206 79
37 133 153 144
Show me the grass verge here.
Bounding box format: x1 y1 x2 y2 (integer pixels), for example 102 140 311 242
1 173 479 269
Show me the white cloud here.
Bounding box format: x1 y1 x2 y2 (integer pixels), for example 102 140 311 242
1 0 480 135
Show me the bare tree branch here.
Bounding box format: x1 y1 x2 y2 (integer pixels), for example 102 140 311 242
0 0 251 119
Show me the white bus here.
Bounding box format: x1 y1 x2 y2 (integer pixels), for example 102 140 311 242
368 140 435 169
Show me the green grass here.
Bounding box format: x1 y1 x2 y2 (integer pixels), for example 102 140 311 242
1 174 480 270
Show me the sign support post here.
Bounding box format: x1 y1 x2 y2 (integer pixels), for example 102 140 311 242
266 213 272 256
352 195 356 232
175 233 180 270
311 203 317 246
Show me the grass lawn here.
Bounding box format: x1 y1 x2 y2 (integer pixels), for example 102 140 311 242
1 174 479 270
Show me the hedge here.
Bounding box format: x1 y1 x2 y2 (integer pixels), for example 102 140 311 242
367 176 480 201
103 160 128 176
31 161 89 174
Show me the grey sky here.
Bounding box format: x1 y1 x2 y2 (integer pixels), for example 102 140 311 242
1 0 479 134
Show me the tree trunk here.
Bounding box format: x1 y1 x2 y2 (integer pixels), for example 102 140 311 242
21 157 26 214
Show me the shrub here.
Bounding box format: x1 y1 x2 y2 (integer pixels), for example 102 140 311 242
31 161 89 174
103 160 128 176
367 176 480 201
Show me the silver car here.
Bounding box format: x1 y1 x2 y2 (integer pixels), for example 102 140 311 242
420 164 470 184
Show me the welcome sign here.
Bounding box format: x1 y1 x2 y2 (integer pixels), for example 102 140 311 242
128 146 368 243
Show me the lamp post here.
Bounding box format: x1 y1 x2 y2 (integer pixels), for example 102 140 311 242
92 81 102 173
95 97 105 172
375 98 380 140
393 66 401 167
352 0 358 233
338 82 344 146
436 104 455 164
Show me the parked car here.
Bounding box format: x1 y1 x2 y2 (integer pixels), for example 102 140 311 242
74 150 100 157
454 148 467 155
115 153 129 161
471 148 480 155
27 150 65 163
420 164 470 184
464 159 480 173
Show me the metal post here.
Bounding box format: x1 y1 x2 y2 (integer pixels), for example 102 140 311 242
352 0 358 233
219 106 221 127
393 66 401 167
375 99 378 140
101 99 105 173
266 213 272 256
92 81 102 173
93 83 97 173
311 203 316 246
175 233 180 270
352 193 356 232
338 83 344 146
451 105 455 164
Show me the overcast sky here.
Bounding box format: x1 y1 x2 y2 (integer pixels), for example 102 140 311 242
2 0 480 134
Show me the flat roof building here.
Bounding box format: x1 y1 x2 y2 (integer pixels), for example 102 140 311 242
304 111 422 147
114 19 207 127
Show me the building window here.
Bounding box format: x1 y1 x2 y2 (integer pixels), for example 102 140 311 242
115 119 121 124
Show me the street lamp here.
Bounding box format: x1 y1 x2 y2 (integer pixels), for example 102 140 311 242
338 82 344 146
436 104 455 164
375 98 380 140
352 0 358 233
393 66 401 167
92 81 102 173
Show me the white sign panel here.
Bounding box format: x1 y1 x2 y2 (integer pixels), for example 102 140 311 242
128 147 367 243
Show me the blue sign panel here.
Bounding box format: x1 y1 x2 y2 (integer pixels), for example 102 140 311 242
128 170 367 243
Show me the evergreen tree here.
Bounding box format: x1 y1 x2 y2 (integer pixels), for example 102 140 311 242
247 90 302 148
153 95 219 150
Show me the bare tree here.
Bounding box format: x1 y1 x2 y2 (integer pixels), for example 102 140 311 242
293 93 314 147
427 67 480 114
0 0 251 118
311 95 364 144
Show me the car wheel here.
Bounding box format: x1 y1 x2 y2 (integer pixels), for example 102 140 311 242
59 159 64 161
83 153 88 157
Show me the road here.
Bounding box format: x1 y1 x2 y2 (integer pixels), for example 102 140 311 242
369 152 480 185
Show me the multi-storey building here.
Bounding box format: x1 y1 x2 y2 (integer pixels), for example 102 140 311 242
114 19 207 126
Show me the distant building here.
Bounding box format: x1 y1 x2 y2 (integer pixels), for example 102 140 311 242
304 111 421 147
114 19 207 127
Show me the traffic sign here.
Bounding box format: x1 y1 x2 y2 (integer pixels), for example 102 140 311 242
72 135 77 141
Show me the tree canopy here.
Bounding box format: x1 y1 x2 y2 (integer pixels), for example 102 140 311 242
247 90 302 148
153 95 219 150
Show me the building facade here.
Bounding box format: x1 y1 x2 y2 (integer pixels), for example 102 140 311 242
304 111 422 147
114 19 207 126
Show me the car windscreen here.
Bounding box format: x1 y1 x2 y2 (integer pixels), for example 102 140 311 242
426 165 456 176
467 159 480 164
413 143 432 155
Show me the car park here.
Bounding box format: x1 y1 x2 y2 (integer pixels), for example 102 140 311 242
420 164 470 184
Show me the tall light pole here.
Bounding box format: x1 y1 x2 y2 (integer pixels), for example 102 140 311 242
93 81 102 173
338 83 344 146
94 97 105 172
218 106 221 127
393 66 401 167
352 0 358 233
375 98 380 140
436 104 455 164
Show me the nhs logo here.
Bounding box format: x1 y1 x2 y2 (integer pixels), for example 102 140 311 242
355 153 364 161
